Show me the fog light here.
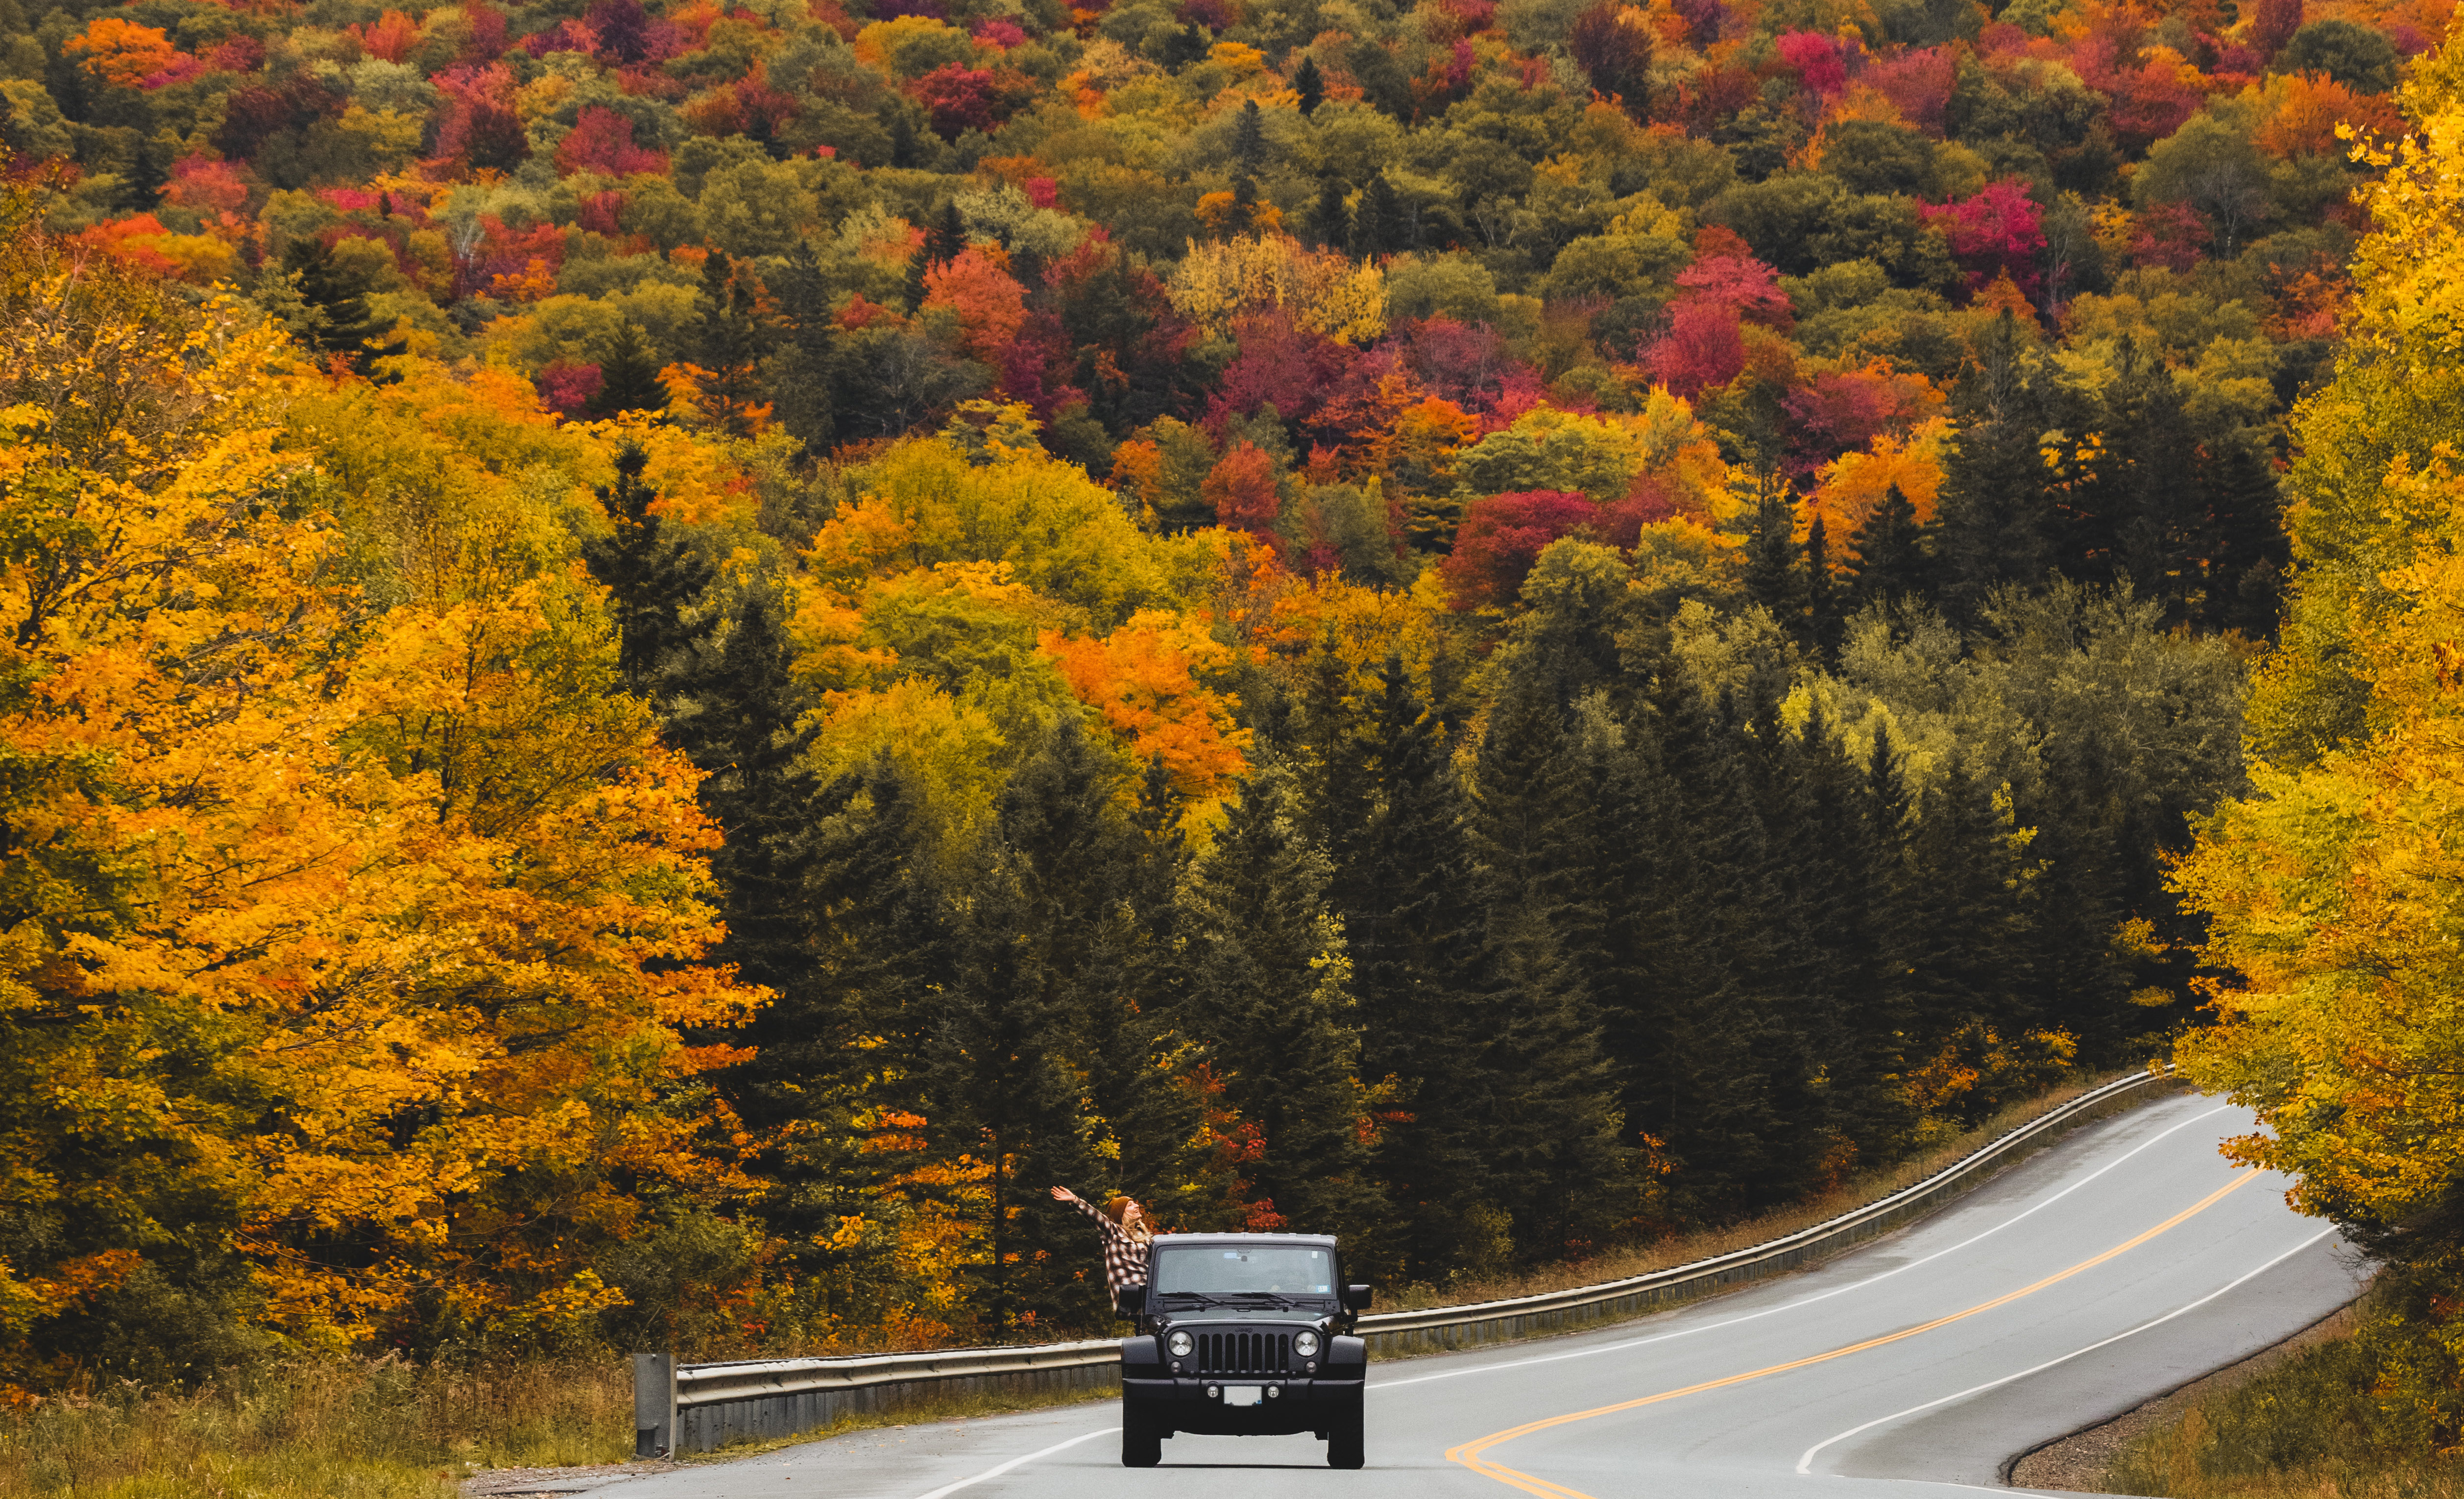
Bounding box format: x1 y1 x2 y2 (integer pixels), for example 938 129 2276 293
1208 1386 1220 1399
1305 1360 1316 1372
1171 1362 1183 1373
1266 1387 1280 1399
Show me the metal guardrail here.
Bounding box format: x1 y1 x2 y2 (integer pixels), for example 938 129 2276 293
634 1066 2181 1456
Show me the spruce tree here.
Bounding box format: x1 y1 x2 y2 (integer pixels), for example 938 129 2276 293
1903 750 2036 1116
585 322 668 418
929 717 1149 1329
692 250 769 437
1308 178 1350 249
1744 481 1802 624
1846 483 1934 607
1935 314 2055 624
1233 98 1268 175
1326 657 1492 1279
770 240 837 454
581 443 717 698
1295 55 1325 115
1465 683 1636 1261
2102 338 2202 621
1805 514 1842 655
280 238 383 362
1176 765 1378 1239
2197 428 2286 635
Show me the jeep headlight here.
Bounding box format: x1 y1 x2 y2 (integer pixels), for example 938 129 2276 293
1293 1330 1320 1357
1167 1330 1194 1357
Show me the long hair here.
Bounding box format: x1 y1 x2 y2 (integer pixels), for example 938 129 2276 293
1103 1195 1153 1245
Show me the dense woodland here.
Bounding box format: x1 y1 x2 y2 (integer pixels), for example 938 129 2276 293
0 0 2445 1406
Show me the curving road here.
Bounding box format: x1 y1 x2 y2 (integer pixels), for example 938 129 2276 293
595 1090 2366 1499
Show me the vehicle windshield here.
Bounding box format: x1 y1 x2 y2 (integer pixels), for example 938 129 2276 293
1151 1245 1335 1299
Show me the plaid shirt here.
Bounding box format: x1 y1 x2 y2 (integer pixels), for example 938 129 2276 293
1069 1195 1151 1307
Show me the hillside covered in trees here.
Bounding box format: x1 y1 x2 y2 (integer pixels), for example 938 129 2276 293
0 0 2434 1393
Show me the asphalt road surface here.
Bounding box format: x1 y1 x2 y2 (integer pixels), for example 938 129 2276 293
598 1090 2366 1499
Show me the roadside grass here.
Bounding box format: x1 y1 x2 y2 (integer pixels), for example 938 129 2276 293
0 1068 2156 1494
1385 1068 2149 1311
2103 1336 2464 1499
0 1358 631 1499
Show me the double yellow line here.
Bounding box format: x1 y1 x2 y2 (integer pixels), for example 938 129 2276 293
1444 1171 2261 1499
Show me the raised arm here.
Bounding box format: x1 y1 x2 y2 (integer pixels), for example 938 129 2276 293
1054 1186 1125 1240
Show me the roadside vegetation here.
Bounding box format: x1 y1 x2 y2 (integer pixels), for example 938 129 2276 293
2104 1292 2464 1499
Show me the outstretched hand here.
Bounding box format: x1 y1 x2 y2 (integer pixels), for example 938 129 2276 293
1049 1185 1076 1203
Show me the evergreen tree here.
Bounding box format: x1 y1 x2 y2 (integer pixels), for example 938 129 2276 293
1231 173 1261 233
581 443 716 698
1805 514 1841 655
929 717 1149 1329
1308 178 1350 249
1176 764 1378 1238
1465 683 1636 1261
1320 656 1492 1279
1846 483 1934 606
890 113 919 168
1744 481 1802 623
1295 55 1325 115
724 755 946 1285
1904 750 2036 1112
1936 314 2056 623
693 250 769 437
770 240 837 453
2102 338 2203 621
1233 98 1267 174
2197 428 2286 635
280 238 384 362
1161 22 1208 68
585 321 668 419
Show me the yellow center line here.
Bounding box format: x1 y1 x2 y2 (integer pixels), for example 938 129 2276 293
1443 1171 2262 1499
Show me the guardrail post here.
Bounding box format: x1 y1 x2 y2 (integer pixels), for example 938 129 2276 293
634 1352 676 1458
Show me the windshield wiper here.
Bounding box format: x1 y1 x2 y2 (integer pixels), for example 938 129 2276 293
1155 1290 1304 1309
1217 1291 1301 1308
1154 1292 1244 1308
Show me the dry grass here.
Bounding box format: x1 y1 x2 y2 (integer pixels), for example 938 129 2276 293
1387 1069 2149 1311
0 1358 633 1499
2103 1336 2464 1499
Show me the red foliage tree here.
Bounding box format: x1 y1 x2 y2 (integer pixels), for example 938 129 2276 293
1203 441 1284 544
1440 490 1597 609
1207 311 1360 439
2249 0 2301 58
1774 30 1847 97
430 64 528 173
1919 179 2047 300
554 106 668 176
1643 300 1745 397
1863 46 1956 133
909 64 1037 137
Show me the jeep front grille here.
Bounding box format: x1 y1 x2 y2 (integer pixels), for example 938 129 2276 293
1193 1330 1292 1377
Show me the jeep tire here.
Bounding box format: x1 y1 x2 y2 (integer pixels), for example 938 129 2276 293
1327 1401 1364 1469
1121 1407 1162 1468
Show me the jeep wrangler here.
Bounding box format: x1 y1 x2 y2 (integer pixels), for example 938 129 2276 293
1115 1233 1374 1469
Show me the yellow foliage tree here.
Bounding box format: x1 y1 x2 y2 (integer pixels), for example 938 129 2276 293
1167 235 1388 344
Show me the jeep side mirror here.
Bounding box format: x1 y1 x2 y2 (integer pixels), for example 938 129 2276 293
1344 1284 1374 1311
1117 1285 1145 1314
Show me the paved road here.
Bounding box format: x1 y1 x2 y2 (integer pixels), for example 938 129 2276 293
597 1091 2366 1499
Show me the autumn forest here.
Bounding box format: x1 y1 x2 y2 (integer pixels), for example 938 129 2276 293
3 0 2463 1455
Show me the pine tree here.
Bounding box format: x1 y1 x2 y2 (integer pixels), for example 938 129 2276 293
1936 314 2055 624
1846 483 1934 607
770 240 836 453
1295 55 1325 115
890 113 920 168
1233 98 1267 175
693 250 769 437
2197 428 2286 635
1176 764 1378 1239
1904 751 2036 1114
586 321 668 418
581 443 717 698
1465 683 1636 1260
1803 514 1842 655
1308 178 1350 249
1231 173 1261 234
2102 338 2203 621
1744 481 1802 623
280 238 383 361
1322 656 1492 1279
930 717 1150 1329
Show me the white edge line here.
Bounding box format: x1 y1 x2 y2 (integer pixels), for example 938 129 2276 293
1791 1226 2342 1476
1378 1102 2241 1392
909 1424 1120 1499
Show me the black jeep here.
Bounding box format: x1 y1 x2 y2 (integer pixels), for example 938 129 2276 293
1115 1233 1374 1469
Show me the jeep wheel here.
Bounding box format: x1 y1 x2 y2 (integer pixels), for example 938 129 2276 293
1327 1402 1364 1470
1121 1408 1162 1468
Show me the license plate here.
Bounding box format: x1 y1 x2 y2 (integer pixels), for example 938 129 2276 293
1222 1386 1262 1407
